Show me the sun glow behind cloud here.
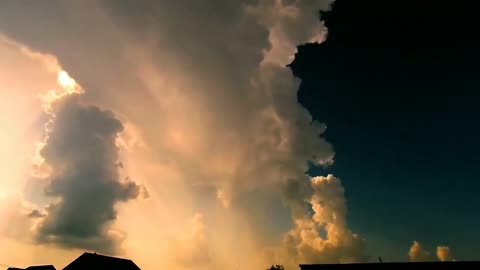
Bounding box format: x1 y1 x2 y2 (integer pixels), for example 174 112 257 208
0 34 84 269
0 0 337 267
0 1 365 269
0 33 147 268
0 35 56 198
57 71 78 93
31 68 82 178
0 0 361 267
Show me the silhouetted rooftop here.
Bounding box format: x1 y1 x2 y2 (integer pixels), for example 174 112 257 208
300 261 480 270
63 252 140 270
7 266 56 270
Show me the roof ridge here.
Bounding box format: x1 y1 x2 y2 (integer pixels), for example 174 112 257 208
64 252 141 270
82 252 134 261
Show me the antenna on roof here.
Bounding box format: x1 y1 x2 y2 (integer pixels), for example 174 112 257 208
378 257 383 263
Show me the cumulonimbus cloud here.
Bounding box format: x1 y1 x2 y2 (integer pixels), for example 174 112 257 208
0 0 371 268
33 93 141 254
0 31 145 256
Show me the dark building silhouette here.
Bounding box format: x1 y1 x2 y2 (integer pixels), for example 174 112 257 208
7 266 56 270
62 252 141 270
300 262 480 270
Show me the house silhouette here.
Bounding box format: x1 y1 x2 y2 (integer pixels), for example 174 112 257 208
7 266 56 270
62 252 141 270
300 262 480 270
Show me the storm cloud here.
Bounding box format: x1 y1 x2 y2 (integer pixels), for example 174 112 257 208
34 94 140 254
0 0 369 268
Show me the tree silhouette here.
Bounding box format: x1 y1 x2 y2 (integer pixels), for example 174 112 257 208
267 265 285 270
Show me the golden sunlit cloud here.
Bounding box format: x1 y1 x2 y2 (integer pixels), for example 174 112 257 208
437 246 452 262
1 1 363 269
40 70 83 111
0 1 344 268
57 71 82 94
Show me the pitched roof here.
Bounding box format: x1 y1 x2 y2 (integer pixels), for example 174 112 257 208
7 266 56 270
63 252 141 270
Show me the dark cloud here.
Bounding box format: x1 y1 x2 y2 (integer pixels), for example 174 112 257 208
34 94 140 254
27 209 46 219
281 176 313 220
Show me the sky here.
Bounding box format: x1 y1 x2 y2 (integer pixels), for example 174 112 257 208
0 0 477 269
291 0 480 262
